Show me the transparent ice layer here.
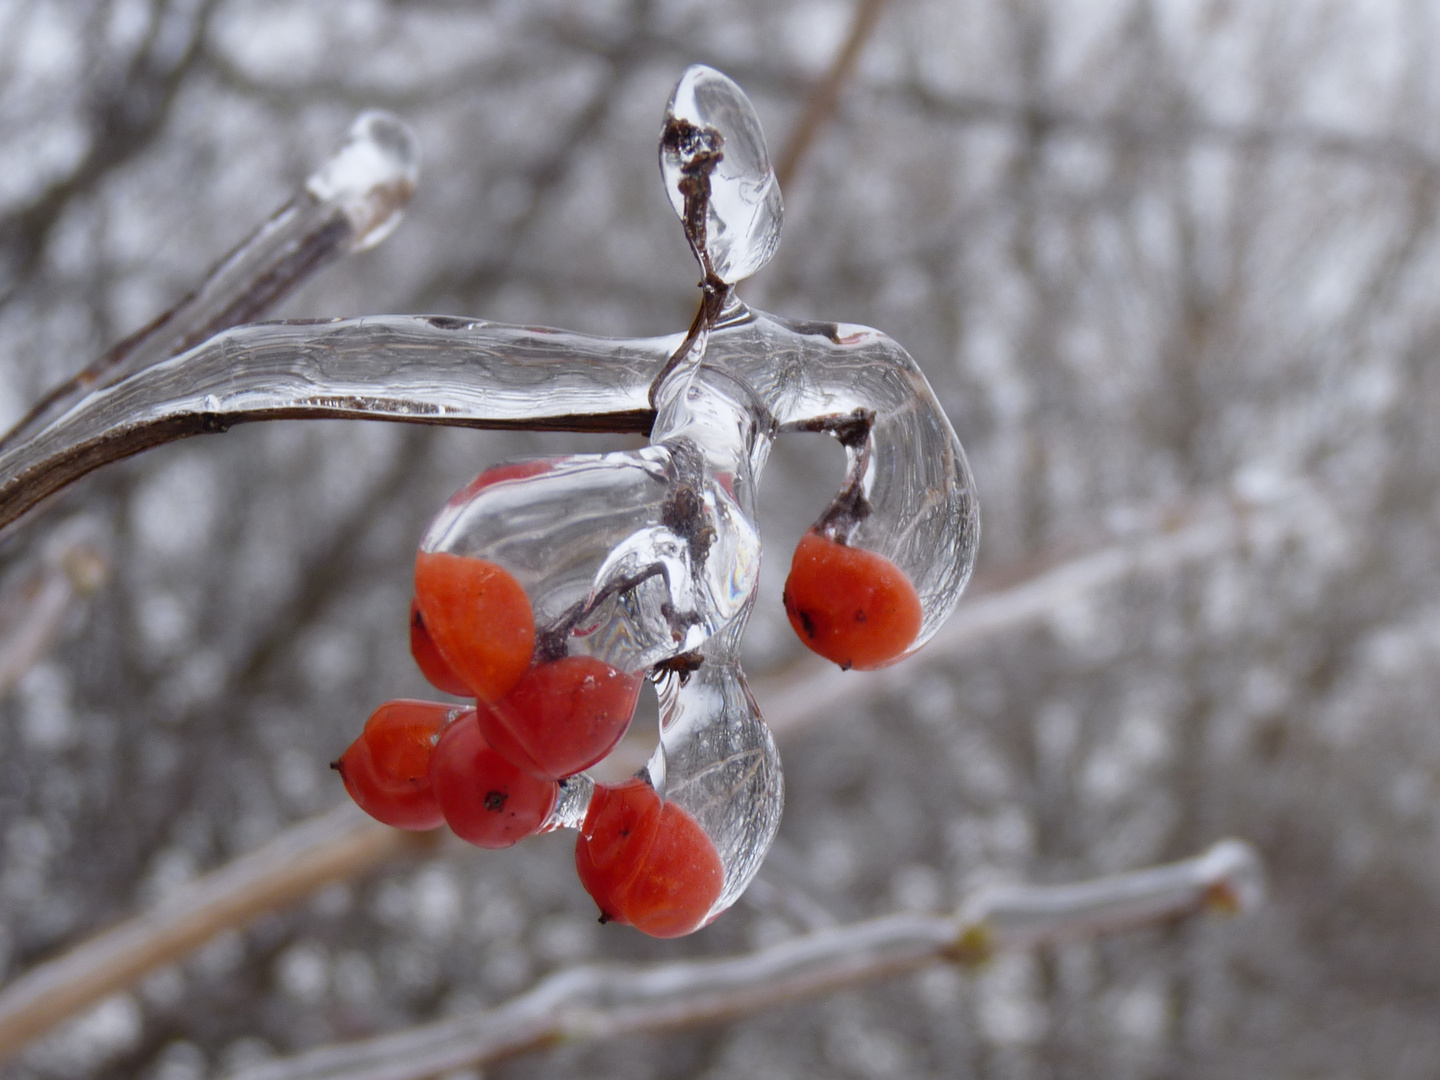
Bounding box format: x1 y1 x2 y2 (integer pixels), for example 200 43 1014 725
0 316 677 530
645 627 783 918
0 111 420 454
0 302 976 928
660 65 782 285
421 447 760 674
415 292 975 920
0 66 979 935
306 110 420 252
657 297 980 651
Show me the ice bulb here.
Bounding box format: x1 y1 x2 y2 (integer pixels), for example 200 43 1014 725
307 110 421 251
660 65 783 284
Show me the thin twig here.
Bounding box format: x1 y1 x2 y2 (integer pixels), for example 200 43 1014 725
0 527 109 698
0 805 433 1057
220 840 1260 1080
773 0 890 192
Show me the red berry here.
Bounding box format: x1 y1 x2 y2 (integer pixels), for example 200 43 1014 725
574 778 724 938
479 656 641 780
783 531 923 670
446 458 555 509
414 550 535 703
428 709 558 848
334 700 456 830
409 598 472 697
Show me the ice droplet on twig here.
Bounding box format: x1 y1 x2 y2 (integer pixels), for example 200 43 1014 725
660 66 782 285
307 110 421 252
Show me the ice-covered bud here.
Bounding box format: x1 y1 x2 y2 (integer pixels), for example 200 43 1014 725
660 65 782 285
307 110 421 251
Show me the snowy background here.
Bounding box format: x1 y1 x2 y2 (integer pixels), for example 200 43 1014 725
3 0 1440 1077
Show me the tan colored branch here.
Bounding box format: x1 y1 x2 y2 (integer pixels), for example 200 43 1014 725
221 840 1261 1080
0 527 109 699
0 805 430 1057
774 0 890 191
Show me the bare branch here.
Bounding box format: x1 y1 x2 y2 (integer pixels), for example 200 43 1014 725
891 77 1440 176
773 0 890 192
549 29 1440 178
0 525 109 698
0 805 431 1058
218 840 1260 1080
0 0 224 300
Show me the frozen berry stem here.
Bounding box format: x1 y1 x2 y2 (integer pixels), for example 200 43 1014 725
0 67 978 937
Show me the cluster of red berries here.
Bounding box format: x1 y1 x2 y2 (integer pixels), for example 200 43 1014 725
337 463 924 938
335 463 727 937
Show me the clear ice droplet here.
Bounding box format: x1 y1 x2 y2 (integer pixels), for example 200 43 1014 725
307 110 421 251
660 65 783 284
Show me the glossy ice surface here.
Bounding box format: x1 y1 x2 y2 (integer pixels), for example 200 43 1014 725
660 65 783 285
0 65 978 934
0 111 421 455
411 66 977 928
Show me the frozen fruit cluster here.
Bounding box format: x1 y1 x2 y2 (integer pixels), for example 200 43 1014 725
335 65 978 938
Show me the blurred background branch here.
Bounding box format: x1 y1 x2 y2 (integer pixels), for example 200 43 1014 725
220 840 1260 1080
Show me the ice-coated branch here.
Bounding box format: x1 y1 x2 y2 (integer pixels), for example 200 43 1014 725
0 805 432 1058
952 840 1263 959
218 841 1260 1080
0 316 678 532
0 112 421 453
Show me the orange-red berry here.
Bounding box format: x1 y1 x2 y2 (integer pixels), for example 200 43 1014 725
334 699 455 830
409 598 472 697
783 531 923 670
428 709 558 848
446 458 555 509
480 656 641 780
574 778 724 938
414 550 535 703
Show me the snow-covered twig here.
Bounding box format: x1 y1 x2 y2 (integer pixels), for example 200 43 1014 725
221 840 1261 1080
